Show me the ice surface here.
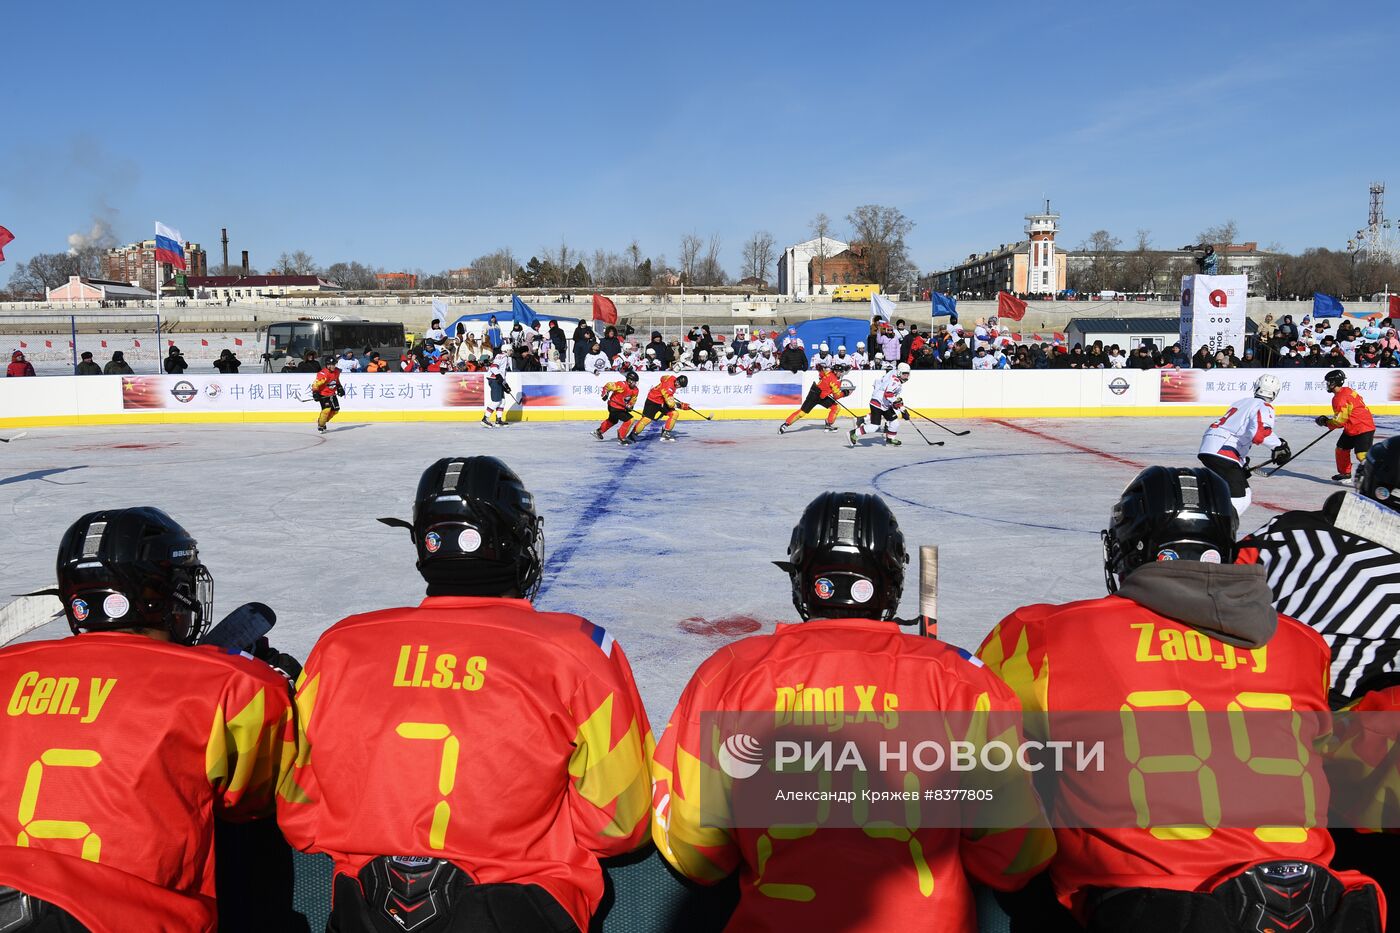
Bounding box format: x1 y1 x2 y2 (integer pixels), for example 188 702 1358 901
3 413 1393 721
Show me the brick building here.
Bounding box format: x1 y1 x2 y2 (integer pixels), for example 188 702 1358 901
376 272 418 289
103 239 207 292
808 246 865 287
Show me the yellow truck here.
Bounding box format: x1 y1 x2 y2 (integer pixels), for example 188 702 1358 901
831 283 880 302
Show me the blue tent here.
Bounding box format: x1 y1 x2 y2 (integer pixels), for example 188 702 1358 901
791 316 871 355
446 311 503 333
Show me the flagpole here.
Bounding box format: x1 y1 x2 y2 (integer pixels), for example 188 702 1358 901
153 224 161 375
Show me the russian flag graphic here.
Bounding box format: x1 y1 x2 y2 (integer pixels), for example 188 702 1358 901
760 382 802 406
519 384 566 406
154 222 186 271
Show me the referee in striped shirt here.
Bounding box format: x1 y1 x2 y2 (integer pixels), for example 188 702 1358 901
1238 437 1400 707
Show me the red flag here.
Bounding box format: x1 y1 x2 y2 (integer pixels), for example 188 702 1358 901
996 291 1027 321
133 340 141 347
1011 333 1023 343
44 340 52 348
0 226 13 263
200 338 209 347
591 294 618 325
17 341 25 349
168 340 174 347
1389 295 1400 317
1032 334 1043 342
101 340 108 348
234 338 243 346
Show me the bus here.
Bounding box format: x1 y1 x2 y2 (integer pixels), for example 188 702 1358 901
262 319 406 372
831 284 880 302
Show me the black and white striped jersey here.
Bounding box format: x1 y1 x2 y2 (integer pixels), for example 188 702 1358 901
1240 493 1400 702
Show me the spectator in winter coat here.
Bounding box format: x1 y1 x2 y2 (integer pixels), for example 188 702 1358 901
876 326 901 363
365 352 389 373
213 349 241 373
571 321 595 371
647 332 673 368
425 319 447 345
163 346 188 374
778 341 808 373
75 351 102 375
485 317 503 351
1191 345 1215 369
695 325 715 363
548 320 567 360
296 350 322 373
583 343 609 375
599 326 622 361
7 350 35 377
103 351 133 375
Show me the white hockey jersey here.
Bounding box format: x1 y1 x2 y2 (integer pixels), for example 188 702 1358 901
584 352 609 375
850 351 869 370
870 372 905 411
810 353 834 370
1199 396 1281 462
756 354 777 371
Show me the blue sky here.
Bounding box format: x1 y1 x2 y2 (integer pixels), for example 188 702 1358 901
3 0 1397 278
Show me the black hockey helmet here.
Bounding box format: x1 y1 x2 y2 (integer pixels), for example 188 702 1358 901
383 457 543 598
1102 466 1237 593
625 370 639 384
675 374 689 388
1325 369 1347 389
775 491 908 621
1357 437 1400 512
56 508 213 644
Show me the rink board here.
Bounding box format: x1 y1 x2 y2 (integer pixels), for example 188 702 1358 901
3 369 1397 427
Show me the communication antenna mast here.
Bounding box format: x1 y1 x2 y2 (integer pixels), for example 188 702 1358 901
1354 182 1399 263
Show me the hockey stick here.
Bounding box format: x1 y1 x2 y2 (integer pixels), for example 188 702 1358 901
200 602 276 651
0 432 28 443
1249 430 1331 478
0 593 63 646
686 407 715 421
919 545 938 638
907 408 971 437
837 399 944 447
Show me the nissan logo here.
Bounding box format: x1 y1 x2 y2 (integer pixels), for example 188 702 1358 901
170 380 198 403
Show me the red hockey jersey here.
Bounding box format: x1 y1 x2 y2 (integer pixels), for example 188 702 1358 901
277 597 653 931
978 594 1337 914
652 617 1054 932
0 633 295 933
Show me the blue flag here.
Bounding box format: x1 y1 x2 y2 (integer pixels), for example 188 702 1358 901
510 294 540 327
932 291 958 325
1313 293 1344 319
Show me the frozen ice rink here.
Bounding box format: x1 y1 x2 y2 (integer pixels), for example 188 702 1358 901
4 413 1394 720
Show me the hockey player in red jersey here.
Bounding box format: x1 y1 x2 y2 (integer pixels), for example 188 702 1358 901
311 357 345 433
594 370 640 441
651 491 1056 932
977 466 1385 932
0 508 297 932
1319 369 1377 483
278 457 653 932
778 363 850 434
623 372 705 445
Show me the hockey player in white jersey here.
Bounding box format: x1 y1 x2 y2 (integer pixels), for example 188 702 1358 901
695 350 717 372
722 347 740 374
1197 373 1291 516
848 362 911 447
810 343 835 370
756 348 777 371
850 341 869 370
483 352 513 427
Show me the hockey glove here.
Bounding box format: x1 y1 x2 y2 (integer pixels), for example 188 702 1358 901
1315 415 1332 427
335 384 346 397
1271 440 1291 465
254 640 303 691
900 409 911 420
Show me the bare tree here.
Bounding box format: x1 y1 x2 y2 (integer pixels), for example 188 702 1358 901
274 250 318 275
678 233 702 285
741 231 776 286
695 234 726 286
626 240 645 286
1077 230 1122 294
809 213 833 295
845 205 915 291
1127 229 1163 293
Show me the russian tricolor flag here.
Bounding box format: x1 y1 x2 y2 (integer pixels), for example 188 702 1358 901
154 222 186 271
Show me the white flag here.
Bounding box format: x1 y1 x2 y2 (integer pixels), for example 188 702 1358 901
870 292 895 324
432 299 449 319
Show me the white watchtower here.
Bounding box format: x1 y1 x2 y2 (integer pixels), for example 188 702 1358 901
1025 200 1060 295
